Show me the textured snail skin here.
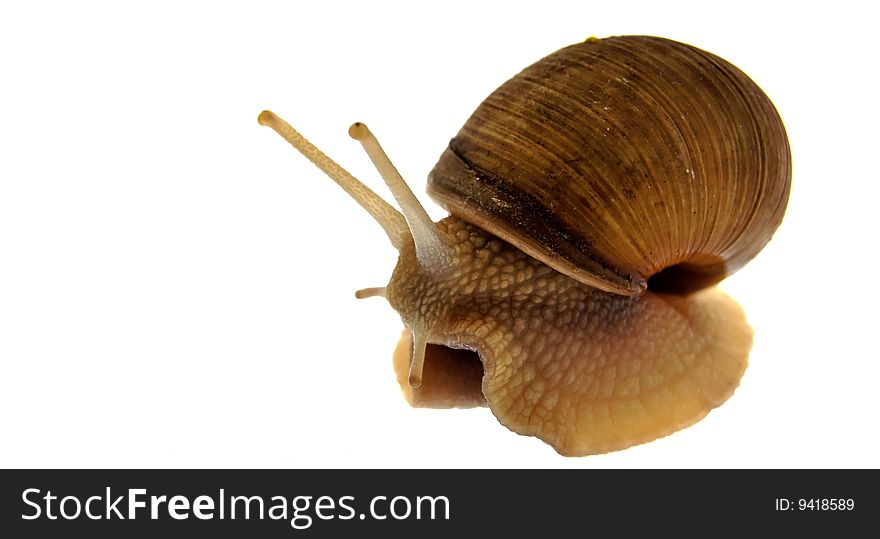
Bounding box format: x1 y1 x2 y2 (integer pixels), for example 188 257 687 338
387 218 753 456
429 36 791 295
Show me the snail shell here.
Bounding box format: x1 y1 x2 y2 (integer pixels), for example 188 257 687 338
429 35 791 295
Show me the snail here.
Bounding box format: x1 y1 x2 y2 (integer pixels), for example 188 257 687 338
258 35 791 456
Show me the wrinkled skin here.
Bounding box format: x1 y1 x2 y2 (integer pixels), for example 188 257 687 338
387 217 753 456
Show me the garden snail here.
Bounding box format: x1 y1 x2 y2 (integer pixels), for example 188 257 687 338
258 35 791 455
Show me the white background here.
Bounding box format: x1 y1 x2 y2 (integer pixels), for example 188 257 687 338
1 1 877 468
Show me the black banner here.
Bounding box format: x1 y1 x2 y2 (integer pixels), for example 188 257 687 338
1 470 875 537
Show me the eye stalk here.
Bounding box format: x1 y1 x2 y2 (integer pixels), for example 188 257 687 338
348 122 453 270
258 111 449 388
257 111 409 249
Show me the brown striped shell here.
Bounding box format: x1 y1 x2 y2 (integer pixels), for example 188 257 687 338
428 35 791 295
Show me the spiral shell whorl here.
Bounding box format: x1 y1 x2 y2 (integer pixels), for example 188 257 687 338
428 35 791 295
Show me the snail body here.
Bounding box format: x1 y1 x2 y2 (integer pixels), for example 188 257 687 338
259 35 791 455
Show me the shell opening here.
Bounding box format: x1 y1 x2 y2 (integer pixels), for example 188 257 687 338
646 257 727 295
